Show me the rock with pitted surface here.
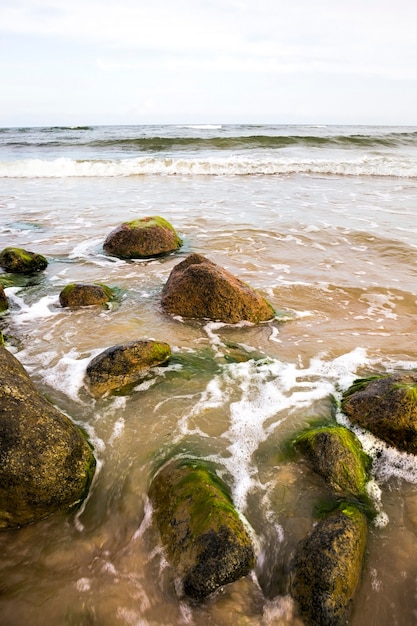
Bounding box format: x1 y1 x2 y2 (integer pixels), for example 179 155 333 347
342 372 417 454
59 283 115 307
0 346 96 529
103 215 183 259
160 253 275 323
0 247 48 274
291 504 367 626
85 339 171 397
149 458 255 600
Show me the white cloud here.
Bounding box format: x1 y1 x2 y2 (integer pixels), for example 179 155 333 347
1 0 417 124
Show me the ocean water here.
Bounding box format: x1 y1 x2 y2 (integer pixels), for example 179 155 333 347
1 124 417 625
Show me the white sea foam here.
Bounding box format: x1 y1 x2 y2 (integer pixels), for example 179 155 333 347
41 349 94 402
2 154 417 178
6 289 59 324
178 348 370 510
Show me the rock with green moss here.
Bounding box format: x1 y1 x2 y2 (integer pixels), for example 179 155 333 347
103 215 183 259
291 504 367 626
0 346 96 529
293 424 370 500
148 458 255 600
59 283 115 307
0 247 48 274
161 253 275 324
85 339 171 397
0 284 8 313
342 373 417 454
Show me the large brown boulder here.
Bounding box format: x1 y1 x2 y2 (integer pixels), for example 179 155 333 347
342 373 417 454
291 504 367 626
85 339 171 397
160 253 275 323
103 216 183 259
148 458 255 600
59 283 115 307
0 346 96 529
0 247 48 274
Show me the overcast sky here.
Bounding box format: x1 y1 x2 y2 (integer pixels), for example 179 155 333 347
1 0 417 126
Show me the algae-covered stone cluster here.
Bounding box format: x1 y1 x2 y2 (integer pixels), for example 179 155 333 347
290 422 372 625
149 458 255 600
4 213 417 621
86 339 172 397
0 346 96 529
342 372 417 454
0 246 48 274
291 503 367 626
59 282 116 307
293 423 371 500
103 215 183 259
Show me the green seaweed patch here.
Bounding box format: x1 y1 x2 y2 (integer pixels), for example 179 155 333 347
341 374 389 399
128 215 180 235
274 413 337 464
392 381 417 404
313 493 377 522
167 349 222 379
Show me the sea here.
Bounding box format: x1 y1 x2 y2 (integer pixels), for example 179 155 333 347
1 124 417 625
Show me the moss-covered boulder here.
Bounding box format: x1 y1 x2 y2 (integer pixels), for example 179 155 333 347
0 346 96 529
160 253 275 323
103 215 183 259
148 458 255 600
85 339 171 397
0 284 8 313
293 424 370 500
342 373 417 454
291 504 367 626
0 247 48 274
59 283 115 307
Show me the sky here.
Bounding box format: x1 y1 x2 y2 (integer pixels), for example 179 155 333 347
1 0 417 127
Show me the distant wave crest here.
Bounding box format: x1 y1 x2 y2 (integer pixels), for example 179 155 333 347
3 130 417 152
1 155 417 178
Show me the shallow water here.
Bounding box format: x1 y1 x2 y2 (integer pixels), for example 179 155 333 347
2 125 417 625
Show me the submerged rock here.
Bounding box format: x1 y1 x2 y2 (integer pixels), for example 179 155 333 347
0 284 8 312
291 504 367 626
293 424 370 500
59 283 115 307
160 253 275 323
103 215 183 259
0 346 96 529
85 339 171 397
342 373 417 454
148 458 255 600
0 246 48 274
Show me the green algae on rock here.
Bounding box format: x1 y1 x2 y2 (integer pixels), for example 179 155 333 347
103 215 183 259
0 346 96 529
161 253 275 324
0 284 8 313
85 339 171 397
291 503 367 626
342 372 417 454
59 283 116 307
0 246 48 274
293 424 371 500
148 458 255 600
